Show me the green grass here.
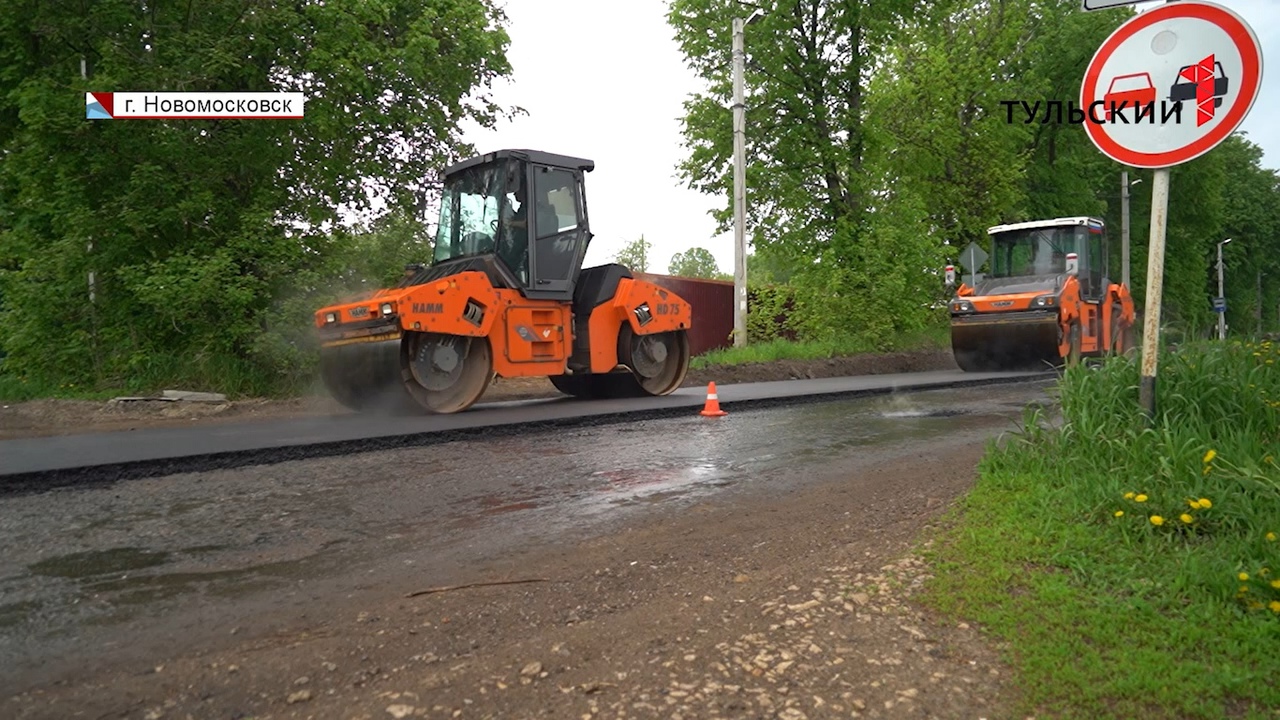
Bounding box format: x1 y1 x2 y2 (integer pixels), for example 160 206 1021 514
690 325 950 370
919 338 1280 719
0 351 310 403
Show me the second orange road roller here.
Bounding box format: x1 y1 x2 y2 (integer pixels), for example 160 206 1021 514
313 149 692 414
945 216 1136 372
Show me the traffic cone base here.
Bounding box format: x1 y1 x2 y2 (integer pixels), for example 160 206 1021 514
700 381 727 417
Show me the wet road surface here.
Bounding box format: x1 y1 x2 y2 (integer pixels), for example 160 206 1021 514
0 369 1047 481
0 380 1054 696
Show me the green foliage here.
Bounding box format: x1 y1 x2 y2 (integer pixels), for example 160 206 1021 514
921 341 1280 719
613 235 652 273
746 249 794 285
869 0 1038 250
667 0 917 262
669 0 1280 351
745 283 795 343
1215 135 1280 335
668 246 728 280
0 0 514 395
690 326 949 370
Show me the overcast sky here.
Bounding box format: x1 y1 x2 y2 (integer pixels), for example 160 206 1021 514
459 0 1278 276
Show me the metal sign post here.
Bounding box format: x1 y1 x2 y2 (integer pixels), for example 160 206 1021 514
1138 168 1170 416
959 241 988 287
1080 0 1263 421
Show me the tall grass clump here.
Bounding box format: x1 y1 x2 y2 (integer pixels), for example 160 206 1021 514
921 338 1280 720
1045 338 1279 594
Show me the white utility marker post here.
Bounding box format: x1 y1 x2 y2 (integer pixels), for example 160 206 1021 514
1217 237 1231 340
730 10 762 348
731 16 748 348
1080 0 1263 421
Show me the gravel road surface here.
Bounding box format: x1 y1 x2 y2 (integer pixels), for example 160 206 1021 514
1 380 1053 720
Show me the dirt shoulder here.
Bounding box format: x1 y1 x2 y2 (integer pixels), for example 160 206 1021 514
2 421 1016 720
0 349 957 440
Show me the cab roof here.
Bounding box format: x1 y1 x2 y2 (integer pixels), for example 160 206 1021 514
443 149 595 177
987 216 1104 235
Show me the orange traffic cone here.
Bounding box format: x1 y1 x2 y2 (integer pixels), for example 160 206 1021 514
700 382 727 417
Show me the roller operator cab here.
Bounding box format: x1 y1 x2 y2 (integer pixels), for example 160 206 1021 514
945 217 1136 372
313 149 693 414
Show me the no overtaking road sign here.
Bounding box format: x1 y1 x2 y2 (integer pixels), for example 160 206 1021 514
1084 1 1265 420
1080 0 1264 169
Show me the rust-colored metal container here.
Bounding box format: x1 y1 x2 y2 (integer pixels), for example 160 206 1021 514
634 272 734 357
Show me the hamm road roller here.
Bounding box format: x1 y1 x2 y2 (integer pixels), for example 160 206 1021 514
314 149 692 414
945 216 1136 372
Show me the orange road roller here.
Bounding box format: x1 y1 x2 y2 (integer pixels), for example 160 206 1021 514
313 149 693 414
945 216 1136 372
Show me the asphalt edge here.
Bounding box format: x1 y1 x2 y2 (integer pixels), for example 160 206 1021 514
0 373 1059 496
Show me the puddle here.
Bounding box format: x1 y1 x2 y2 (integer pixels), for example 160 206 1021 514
28 548 170 580
879 408 968 418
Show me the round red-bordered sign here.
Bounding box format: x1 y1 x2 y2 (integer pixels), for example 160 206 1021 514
1081 0 1263 169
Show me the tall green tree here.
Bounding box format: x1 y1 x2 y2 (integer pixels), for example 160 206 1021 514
613 235 652 273
668 0 923 264
669 247 727 279
1211 134 1280 336
668 0 943 343
0 0 515 393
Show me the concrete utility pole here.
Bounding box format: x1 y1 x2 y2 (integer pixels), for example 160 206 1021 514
1217 237 1231 341
1120 172 1141 289
731 9 762 348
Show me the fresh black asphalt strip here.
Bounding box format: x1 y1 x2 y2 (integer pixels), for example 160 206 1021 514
0 369 1054 492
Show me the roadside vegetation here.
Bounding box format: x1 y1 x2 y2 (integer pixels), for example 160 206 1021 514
690 326 949 370
921 339 1280 719
4 1 1279 402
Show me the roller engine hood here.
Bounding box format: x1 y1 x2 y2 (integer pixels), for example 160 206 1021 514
967 274 1065 297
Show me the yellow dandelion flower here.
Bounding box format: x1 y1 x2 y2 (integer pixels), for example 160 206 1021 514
1203 449 1217 464
1150 515 1164 526
1239 572 1250 581
1198 498 1211 509
1268 532 1278 542
1188 499 1201 509
1114 510 1125 518
1180 513 1194 524
1271 579 1280 590
1123 492 1135 500
1135 494 1148 503
1239 585 1250 594
1271 601 1280 614
1203 465 1212 476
